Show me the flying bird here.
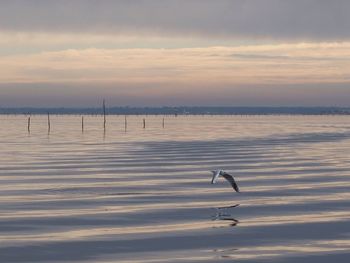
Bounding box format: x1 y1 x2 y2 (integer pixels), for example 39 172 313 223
211 170 240 192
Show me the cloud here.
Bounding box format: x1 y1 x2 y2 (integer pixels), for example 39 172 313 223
0 0 349 41
1 82 350 107
0 42 350 106
1 43 350 84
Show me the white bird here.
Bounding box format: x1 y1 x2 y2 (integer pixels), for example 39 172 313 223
211 170 240 192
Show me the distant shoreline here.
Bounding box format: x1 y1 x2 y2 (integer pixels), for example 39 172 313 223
1 107 350 115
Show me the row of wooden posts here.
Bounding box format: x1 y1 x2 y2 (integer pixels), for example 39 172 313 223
26 100 169 133
26 114 165 133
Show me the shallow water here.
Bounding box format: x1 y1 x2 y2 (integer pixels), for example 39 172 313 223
0 115 350 262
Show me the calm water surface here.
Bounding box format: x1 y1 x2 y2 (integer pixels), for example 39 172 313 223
0 115 350 262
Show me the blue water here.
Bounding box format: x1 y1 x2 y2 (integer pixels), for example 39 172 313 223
0 115 350 262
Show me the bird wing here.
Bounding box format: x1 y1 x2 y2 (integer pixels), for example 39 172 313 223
211 170 221 184
222 173 240 192
217 204 240 209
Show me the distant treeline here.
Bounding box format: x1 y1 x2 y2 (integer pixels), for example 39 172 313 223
1 107 350 115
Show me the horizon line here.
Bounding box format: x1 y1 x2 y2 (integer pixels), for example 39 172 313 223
1 106 350 116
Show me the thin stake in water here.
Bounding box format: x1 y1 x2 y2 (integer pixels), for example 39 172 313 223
27 116 31 133
103 99 106 130
47 113 51 133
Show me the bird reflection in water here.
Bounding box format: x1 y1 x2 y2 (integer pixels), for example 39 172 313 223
212 204 240 227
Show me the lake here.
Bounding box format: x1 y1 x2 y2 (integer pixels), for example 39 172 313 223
0 115 350 262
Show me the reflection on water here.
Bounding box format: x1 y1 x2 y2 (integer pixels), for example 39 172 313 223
212 204 240 227
0 115 350 262
213 217 239 228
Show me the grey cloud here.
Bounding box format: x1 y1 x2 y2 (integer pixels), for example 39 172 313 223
1 82 350 107
231 54 291 60
230 53 350 61
0 0 349 40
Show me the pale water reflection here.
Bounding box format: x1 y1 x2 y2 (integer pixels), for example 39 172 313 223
0 115 350 262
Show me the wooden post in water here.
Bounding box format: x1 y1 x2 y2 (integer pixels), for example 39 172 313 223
162 117 165 128
81 116 84 133
124 115 127 131
103 99 106 130
143 118 146 129
47 113 51 133
27 116 31 133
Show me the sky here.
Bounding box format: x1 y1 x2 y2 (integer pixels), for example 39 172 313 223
0 0 350 107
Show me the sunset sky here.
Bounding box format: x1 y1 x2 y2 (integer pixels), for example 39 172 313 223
1 0 350 107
